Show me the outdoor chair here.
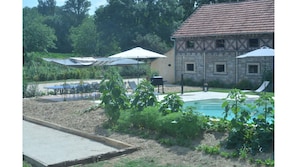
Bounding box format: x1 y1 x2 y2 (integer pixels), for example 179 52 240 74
128 81 138 92
242 81 270 93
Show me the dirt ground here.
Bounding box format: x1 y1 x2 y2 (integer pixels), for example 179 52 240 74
23 86 272 167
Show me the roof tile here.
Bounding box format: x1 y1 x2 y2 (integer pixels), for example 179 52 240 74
172 0 274 38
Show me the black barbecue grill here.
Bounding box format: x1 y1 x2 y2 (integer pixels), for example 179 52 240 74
150 76 164 93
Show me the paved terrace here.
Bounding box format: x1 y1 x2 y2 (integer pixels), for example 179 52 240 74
158 91 259 102
23 117 138 167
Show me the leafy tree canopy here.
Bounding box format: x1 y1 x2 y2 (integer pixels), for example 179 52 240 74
23 7 57 52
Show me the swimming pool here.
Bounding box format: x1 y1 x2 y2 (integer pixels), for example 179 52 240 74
183 99 274 122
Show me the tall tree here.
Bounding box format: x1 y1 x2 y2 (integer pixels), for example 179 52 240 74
23 8 57 52
62 0 91 27
94 0 182 55
37 0 56 15
69 17 98 56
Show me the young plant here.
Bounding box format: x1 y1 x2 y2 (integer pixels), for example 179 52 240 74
159 93 184 115
99 68 130 124
131 80 158 111
222 89 247 120
221 89 252 150
254 92 274 123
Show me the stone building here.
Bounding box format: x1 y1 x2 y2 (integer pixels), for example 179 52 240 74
171 0 274 86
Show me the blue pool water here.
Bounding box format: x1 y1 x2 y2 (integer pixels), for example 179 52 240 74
183 99 274 122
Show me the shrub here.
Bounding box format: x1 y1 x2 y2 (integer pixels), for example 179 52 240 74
157 111 203 139
129 106 161 131
116 109 134 131
235 79 254 90
131 80 158 111
221 89 274 155
159 93 184 115
157 112 182 137
99 68 130 124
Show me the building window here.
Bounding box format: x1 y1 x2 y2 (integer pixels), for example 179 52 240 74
215 39 225 48
249 38 259 48
214 62 227 74
186 40 194 48
247 63 260 75
185 62 195 73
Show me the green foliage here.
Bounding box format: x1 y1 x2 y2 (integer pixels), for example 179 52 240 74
98 68 130 124
159 93 184 115
24 0 245 57
196 144 220 155
23 52 103 82
23 8 57 52
131 80 158 111
69 17 98 56
221 89 274 155
254 92 274 123
63 0 91 27
158 111 203 139
119 64 147 78
129 106 162 131
205 117 230 132
133 33 170 54
115 109 134 132
157 112 183 137
235 79 255 90
23 161 32 167
222 89 247 120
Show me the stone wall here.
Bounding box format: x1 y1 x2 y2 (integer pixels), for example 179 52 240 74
174 34 274 86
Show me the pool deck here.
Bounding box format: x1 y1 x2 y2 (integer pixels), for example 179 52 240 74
157 91 259 102
38 90 260 103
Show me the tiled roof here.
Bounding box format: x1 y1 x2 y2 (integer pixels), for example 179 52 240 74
172 0 274 38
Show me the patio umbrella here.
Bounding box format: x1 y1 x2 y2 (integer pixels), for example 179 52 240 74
43 57 143 67
108 47 166 59
93 57 144 66
109 47 166 83
236 46 274 58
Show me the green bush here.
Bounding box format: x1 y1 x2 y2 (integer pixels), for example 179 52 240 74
116 109 134 131
99 68 130 124
157 112 182 137
222 89 274 155
159 93 184 115
235 79 254 90
157 111 203 139
131 80 158 111
130 106 161 131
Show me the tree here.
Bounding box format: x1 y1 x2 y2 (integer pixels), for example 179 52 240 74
62 0 91 27
133 33 170 53
69 17 98 56
23 8 57 52
37 0 56 15
94 0 183 55
94 0 137 52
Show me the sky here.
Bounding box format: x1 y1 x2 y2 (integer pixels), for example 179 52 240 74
22 0 108 15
